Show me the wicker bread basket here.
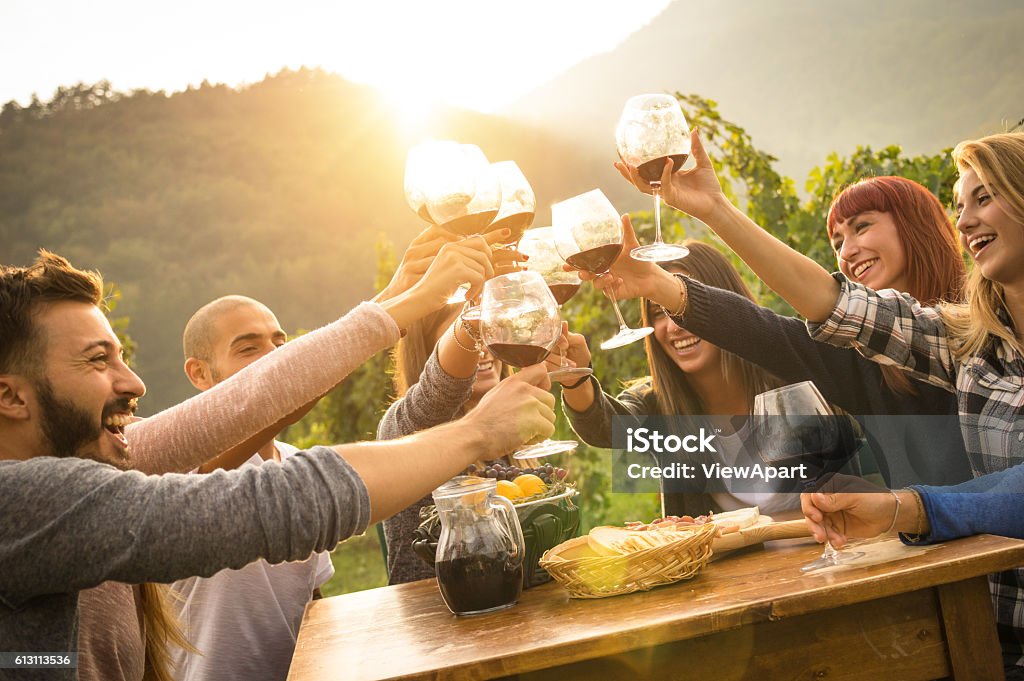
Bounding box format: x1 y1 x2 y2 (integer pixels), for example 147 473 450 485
538 522 717 599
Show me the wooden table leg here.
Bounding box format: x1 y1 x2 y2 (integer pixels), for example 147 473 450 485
937 576 1005 680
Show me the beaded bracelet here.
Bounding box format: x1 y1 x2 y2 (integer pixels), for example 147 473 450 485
451 321 481 354
659 273 689 317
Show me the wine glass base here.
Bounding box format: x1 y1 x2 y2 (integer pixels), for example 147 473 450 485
549 367 593 382
800 549 866 573
600 326 654 350
630 243 690 262
512 439 577 460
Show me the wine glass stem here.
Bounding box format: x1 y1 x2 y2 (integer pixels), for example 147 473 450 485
822 541 840 565
601 275 631 332
651 183 665 246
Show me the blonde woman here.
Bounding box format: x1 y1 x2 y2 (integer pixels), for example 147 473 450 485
617 131 1024 675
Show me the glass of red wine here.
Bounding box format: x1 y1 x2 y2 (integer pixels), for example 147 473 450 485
405 139 457 223
752 381 866 572
615 94 691 262
480 270 578 460
552 189 654 350
518 227 592 381
488 161 536 248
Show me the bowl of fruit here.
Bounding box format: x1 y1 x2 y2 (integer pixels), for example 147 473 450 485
412 460 580 589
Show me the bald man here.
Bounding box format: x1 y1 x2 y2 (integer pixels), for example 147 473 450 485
171 295 330 681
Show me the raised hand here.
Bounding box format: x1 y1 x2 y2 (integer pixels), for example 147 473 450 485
375 226 458 303
544 322 592 380
463 364 556 455
572 215 687 310
615 128 726 224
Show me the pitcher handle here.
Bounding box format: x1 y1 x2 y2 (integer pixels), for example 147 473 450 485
491 495 526 560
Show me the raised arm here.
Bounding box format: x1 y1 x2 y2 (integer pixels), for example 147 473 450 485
616 129 840 322
128 236 500 475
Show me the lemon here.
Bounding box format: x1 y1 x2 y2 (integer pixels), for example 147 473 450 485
512 474 547 497
495 480 525 500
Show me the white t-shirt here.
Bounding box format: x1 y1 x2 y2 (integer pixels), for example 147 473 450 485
169 442 335 681
707 428 802 518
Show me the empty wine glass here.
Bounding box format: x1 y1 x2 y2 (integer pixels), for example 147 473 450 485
616 94 691 262
480 270 578 460
552 189 654 350
518 227 591 381
752 381 865 572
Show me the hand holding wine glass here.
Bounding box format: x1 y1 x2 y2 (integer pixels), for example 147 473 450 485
615 128 727 226
480 271 578 459
412 236 497 310
615 94 692 261
553 189 654 350
375 225 459 303
752 381 865 572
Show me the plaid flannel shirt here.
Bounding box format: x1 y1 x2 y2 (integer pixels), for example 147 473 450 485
809 274 1024 667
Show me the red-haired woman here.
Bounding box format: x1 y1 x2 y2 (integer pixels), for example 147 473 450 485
571 175 969 489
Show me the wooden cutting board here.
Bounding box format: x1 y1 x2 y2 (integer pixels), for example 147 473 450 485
711 518 811 557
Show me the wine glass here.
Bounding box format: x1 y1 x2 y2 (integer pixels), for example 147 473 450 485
615 94 691 262
424 144 502 237
487 161 536 248
518 227 592 381
405 139 459 223
552 189 654 350
406 142 501 307
752 381 865 572
480 270 578 460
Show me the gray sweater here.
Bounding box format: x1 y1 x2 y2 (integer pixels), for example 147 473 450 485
377 347 475 584
0 447 369 680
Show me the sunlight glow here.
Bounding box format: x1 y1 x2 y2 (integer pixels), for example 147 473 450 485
1 0 673 113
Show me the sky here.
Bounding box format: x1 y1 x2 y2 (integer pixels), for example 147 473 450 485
1 0 672 115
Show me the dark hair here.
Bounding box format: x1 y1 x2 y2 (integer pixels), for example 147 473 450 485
0 250 104 376
826 176 965 395
639 241 782 416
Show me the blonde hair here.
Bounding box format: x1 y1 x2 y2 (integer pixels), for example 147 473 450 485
140 584 197 681
941 133 1024 359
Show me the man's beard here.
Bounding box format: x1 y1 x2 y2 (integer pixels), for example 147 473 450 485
34 377 129 467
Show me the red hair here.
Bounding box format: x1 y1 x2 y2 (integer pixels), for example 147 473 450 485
826 176 964 305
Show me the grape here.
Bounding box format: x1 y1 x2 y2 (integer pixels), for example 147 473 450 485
485 469 497 478
556 468 568 479
467 464 478 474
544 464 554 475
496 471 507 480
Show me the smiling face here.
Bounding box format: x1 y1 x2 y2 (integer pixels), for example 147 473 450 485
649 301 722 380
32 301 145 465
957 168 1024 290
831 210 910 292
204 303 287 385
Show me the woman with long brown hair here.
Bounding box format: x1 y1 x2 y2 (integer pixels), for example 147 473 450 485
587 176 971 489
559 241 790 518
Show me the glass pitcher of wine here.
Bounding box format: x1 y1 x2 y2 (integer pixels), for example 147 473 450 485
432 476 526 615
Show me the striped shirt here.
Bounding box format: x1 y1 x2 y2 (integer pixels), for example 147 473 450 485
809 274 1024 667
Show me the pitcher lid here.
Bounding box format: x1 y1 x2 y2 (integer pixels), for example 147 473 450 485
432 475 495 501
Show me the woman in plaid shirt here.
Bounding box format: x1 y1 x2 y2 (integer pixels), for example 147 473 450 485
616 131 1024 674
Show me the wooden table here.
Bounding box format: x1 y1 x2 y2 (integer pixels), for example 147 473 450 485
289 534 1024 681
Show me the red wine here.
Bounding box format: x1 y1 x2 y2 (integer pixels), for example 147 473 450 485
436 553 523 615
487 211 535 244
565 243 623 274
440 209 500 236
487 343 551 368
549 283 581 306
637 154 689 183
